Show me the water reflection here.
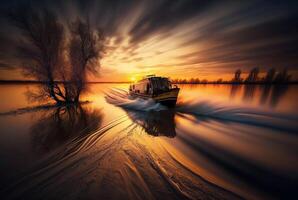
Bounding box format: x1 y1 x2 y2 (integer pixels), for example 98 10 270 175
229 84 289 108
30 105 103 154
259 85 271 105
104 88 298 199
126 109 176 137
1 84 298 200
270 85 289 107
104 88 177 137
242 84 257 102
229 84 242 99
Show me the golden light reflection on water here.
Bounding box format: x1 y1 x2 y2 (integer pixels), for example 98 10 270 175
0 83 297 199
0 84 37 112
177 84 298 113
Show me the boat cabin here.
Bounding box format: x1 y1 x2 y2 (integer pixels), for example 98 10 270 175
129 75 172 96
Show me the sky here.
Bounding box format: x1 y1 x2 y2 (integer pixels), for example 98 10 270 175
0 0 298 81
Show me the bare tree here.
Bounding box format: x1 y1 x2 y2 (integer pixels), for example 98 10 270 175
69 19 105 102
264 68 276 83
8 7 66 103
274 68 291 83
235 69 241 81
232 69 242 83
245 67 259 83
8 7 104 104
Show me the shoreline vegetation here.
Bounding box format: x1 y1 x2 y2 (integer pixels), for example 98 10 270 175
0 80 132 84
171 67 296 84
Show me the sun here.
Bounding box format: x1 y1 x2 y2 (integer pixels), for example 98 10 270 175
130 77 136 82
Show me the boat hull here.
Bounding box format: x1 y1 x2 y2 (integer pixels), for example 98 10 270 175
157 99 177 107
130 88 179 107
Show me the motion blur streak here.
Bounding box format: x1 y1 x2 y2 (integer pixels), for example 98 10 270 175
0 84 298 199
0 0 298 81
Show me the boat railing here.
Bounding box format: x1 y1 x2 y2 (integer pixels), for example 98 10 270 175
146 74 156 78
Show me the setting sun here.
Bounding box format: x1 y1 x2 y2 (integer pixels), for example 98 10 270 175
130 77 136 82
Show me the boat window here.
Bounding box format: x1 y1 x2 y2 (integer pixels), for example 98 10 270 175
146 83 149 94
150 78 171 94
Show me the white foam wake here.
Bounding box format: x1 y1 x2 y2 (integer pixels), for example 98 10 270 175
105 88 167 112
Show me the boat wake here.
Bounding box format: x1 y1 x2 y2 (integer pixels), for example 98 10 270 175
105 88 167 112
1 88 297 200
105 88 298 134
176 100 298 134
103 87 298 199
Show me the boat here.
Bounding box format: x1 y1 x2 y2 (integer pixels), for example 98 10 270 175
129 75 180 107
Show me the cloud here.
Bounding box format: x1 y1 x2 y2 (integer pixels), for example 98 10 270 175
0 0 298 80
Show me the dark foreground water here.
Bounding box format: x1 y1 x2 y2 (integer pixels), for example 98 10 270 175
0 84 297 200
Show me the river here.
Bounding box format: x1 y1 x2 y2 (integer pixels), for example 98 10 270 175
0 83 297 199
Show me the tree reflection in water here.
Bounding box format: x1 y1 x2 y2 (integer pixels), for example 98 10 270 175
229 84 242 99
259 85 272 105
30 104 103 154
270 85 289 107
242 84 257 102
229 84 289 108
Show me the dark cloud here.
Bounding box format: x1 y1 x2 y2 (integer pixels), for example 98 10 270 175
0 0 298 77
0 62 11 69
128 0 216 43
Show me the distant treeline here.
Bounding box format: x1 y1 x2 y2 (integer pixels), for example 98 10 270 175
0 80 130 84
171 67 295 84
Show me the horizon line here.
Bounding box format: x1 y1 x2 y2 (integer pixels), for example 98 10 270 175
0 80 131 83
1 79 297 85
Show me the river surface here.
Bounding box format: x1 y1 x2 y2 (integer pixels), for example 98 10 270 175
0 83 297 200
